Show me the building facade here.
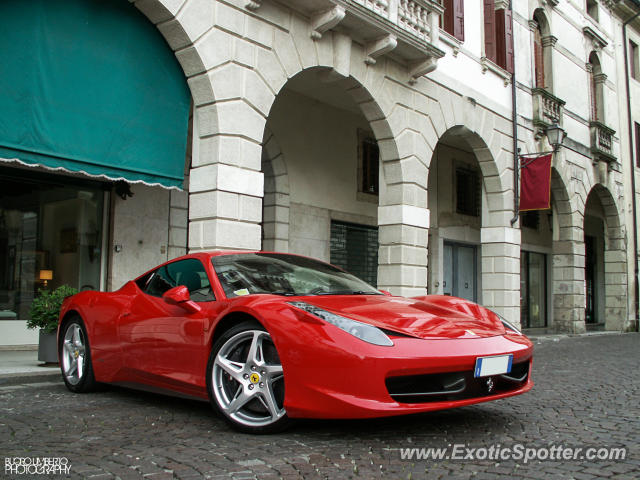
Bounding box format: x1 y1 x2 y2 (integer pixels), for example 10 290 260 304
1 0 639 346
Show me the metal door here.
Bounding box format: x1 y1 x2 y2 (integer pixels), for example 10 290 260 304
443 242 477 302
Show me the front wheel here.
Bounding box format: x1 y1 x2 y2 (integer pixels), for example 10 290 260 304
207 321 291 433
59 317 98 393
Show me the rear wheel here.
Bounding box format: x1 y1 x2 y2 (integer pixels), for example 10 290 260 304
207 321 290 433
59 316 98 393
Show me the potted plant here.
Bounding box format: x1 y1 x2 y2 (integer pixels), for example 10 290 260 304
28 285 78 363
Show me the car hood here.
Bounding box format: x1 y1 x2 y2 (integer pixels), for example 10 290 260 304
296 295 506 339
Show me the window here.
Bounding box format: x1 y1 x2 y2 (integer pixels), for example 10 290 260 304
442 0 464 41
483 0 513 73
358 130 379 196
521 211 539 230
456 168 480 217
144 258 215 302
588 52 603 122
0 169 105 320
631 41 639 81
330 221 379 287
520 251 547 328
635 122 640 168
586 0 598 22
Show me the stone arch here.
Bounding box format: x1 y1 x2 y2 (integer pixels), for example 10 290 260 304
584 184 627 330
427 124 519 324
257 41 425 295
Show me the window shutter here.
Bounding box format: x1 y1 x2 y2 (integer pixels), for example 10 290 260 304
443 0 454 36
495 9 514 72
503 9 514 73
454 0 464 41
589 66 597 121
534 27 545 88
484 0 496 62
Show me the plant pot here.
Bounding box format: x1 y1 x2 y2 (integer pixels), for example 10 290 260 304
38 330 59 363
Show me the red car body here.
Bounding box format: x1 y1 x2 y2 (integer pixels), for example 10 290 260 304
58 251 533 421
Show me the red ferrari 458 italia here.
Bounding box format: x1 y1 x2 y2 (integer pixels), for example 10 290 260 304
58 252 533 433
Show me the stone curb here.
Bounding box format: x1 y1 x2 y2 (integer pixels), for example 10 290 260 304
0 370 62 387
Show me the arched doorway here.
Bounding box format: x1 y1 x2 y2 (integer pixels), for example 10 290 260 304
583 186 627 330
261 68 383 287
427 125 517 324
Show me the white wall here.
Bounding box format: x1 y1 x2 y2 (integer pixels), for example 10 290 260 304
109 185 172 290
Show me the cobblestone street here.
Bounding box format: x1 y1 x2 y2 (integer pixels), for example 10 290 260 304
1 333 638 479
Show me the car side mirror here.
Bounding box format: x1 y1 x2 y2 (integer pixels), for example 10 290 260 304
162 285 201 314
380 290 392 296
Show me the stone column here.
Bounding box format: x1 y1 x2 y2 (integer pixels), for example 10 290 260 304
552 239 586 333
188 101 265 252
377 205 430 297
481 227 521 326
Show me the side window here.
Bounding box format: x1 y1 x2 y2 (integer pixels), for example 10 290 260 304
144 258 216 302
145 265 176 297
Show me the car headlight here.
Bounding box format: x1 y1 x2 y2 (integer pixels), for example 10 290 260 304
499 315 522 335
288 301 393 346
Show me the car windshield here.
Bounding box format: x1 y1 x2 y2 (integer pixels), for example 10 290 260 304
211 253 382 298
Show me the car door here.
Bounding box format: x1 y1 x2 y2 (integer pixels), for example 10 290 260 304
119 258 221 393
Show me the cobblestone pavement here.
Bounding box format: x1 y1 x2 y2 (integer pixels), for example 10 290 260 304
1 333 638 479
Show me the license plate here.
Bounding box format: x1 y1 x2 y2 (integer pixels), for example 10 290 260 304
474 354 513 377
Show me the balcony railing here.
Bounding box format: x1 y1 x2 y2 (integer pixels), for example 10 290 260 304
590 121 616 163
247 0 445 81
532 88 566 140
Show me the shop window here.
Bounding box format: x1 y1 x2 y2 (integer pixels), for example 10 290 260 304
330 221 378 287
358 130 379 196
0 169 105 320
442 0 464 41
520 251 547 328
456 168 480 217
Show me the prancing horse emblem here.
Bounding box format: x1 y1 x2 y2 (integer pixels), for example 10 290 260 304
486 377 495 393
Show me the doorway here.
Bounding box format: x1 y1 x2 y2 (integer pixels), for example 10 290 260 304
443 242 477 302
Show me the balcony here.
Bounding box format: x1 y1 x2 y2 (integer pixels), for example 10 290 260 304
589 121 616 164
246 0 445 81
532 88 565 139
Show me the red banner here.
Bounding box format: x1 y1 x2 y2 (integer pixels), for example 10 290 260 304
519 153 553 211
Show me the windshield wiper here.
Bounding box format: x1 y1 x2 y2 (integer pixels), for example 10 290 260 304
270 291 297 296
314 290 382 296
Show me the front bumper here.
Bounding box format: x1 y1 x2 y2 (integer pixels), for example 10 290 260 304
279 330 533 419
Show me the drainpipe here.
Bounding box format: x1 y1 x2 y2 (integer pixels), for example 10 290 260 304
623 1 640 331
509 0 519 227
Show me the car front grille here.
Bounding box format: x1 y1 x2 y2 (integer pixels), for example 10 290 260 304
385 360 530 403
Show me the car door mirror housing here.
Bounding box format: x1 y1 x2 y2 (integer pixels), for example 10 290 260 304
162 286 202 313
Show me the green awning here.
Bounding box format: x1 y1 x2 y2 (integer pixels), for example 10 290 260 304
0 0 191 189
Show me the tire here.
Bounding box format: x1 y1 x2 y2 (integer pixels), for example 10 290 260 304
59 316 98 393
207 320 291 434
